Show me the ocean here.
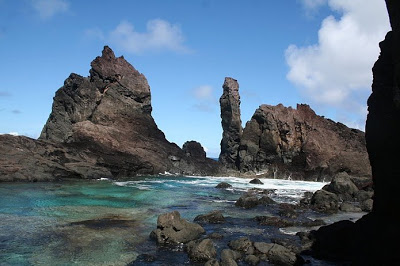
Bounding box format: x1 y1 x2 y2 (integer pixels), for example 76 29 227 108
0 176 363 265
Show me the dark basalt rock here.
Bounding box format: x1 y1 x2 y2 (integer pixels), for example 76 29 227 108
150 211 205 245
219 77 242 169
186 239 217 262
194 210 226 224
249 178 263 184
0 46 221 181
215 182 232 189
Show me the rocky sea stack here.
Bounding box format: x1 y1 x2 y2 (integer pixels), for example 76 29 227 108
219 81 371 182
0 46 220 181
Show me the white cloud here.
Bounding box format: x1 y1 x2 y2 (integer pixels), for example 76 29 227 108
109 19 191 54
300 0 327 11
192 85 214 101
32 0 69 20
286 0 390 124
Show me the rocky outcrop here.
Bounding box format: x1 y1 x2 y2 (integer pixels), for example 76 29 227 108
0 46 221 181
219 83 371 180
150 211 205 244
240 104 370 180
219 77 242 169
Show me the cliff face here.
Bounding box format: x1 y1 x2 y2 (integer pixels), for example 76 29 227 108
366 0 400 216
219 77 242 169
0 46 220 181
219 79 371 181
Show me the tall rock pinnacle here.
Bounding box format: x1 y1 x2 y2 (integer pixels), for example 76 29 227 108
219 77 242 169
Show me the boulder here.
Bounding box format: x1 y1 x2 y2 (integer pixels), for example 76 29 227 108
258 195 276 205
249 178 264 184
244 254 260 265
186 239 216 262
228 237 253 253
324 172 359 201
339 202 362 212
235 194 259 209
194 210 225 224
360 199 373 212
215 182 232 189
182 141 206 160
220 249 242 262
205 259 220 266
310 190 339 213
150 211 205 244
254 242 298 266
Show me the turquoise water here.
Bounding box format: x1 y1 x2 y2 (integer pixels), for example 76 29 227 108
0 176 327 265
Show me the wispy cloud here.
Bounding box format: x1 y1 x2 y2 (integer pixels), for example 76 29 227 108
87 19 191 55
191 85 217 113
192 85 214 101
286 0 390 126
31 0 69 20
0 91 10 97
12 109 21 114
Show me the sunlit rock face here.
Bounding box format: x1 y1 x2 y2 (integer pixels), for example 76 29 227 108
219 79 371 181
0 46 221 181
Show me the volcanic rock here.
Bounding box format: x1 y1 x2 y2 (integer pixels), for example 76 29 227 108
219 77 242 169
194 210 226 224
186 239 217 262
215 182 232 189
0 46 221 181
150 211 205 245
249 178 263 184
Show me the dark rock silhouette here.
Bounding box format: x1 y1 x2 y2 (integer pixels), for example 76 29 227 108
219 83 371 181
308 1 400 264
219 77 242 169
0 46 221 181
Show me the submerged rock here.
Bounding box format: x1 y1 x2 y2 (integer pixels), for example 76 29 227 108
150 211 205 244
194 210 226 224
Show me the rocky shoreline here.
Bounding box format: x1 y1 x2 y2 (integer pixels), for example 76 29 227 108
129 173 371 265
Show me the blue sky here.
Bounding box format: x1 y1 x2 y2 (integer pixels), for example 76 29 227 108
0 0 390 157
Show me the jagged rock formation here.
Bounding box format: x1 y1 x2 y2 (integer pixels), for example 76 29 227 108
0 46 221 181
219 77 242 169
219 87 371 180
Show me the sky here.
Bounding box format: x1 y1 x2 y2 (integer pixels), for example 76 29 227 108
0 0 391 158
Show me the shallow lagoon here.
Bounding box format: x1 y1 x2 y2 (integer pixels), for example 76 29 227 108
0 176 362 265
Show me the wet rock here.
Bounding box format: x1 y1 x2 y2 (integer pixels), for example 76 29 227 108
205 259 220 266
215 182 232 189
219 77 242 169
208 232 224 239
255 216 294 227
299 191 314 206
258 195 276 205
244 254 260 265
310 190 339 213
339 202 362 212
355 190 374 202
360 199 373 212
228 237 253 253
278 203 298 219
194 210 225 224
235 194 259 209
150 211 205 244
220 249 242 262
254 242 298 266
134 254 156 263
186 239 216 262
220 258 238 266
249 178 263 184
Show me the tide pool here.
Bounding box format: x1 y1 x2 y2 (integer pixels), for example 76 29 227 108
0 176 327 265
